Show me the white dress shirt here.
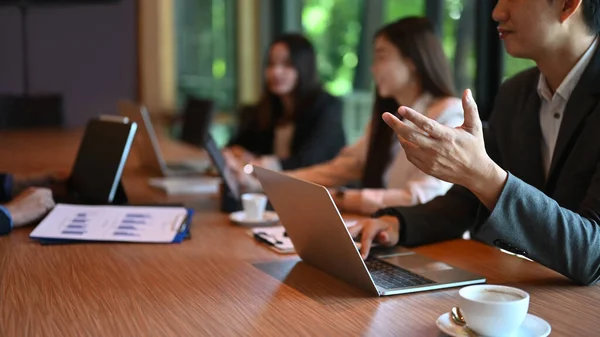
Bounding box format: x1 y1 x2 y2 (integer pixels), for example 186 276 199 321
273 124 295 160
538 38 598 178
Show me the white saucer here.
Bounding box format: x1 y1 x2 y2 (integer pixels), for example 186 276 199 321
229 211 279 227
436 312 551 337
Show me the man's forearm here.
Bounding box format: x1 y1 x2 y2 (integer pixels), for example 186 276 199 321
473 173 600 285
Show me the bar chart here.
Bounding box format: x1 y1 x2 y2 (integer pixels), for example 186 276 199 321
30 204 188 243
112 213 151 237
61 212 89 235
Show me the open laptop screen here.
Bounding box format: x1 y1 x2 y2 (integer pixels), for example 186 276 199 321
203 133 240 200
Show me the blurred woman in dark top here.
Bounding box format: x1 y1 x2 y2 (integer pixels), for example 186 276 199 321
226 33 345 171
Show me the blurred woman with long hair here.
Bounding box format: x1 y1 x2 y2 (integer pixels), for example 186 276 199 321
227 33 345 172
287 17 464 214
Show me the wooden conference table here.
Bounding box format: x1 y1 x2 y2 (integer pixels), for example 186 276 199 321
0 129 599 336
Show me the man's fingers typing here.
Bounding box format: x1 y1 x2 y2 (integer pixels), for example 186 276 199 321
347 223 364 238
360 220 388 259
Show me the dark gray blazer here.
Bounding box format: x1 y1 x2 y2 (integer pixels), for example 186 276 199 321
383 45 600 285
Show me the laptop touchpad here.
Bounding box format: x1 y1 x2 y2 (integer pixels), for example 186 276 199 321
379 253 454 274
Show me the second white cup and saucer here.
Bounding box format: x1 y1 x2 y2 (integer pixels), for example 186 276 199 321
436 285 551 337
229 193 279 227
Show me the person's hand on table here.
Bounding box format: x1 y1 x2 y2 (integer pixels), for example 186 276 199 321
222 148 246 181
237 167 263 193
348 215 400 259
227 145 256 164
5 187 56 227
223 148 244 172
382 89 507 210
222 149 263 193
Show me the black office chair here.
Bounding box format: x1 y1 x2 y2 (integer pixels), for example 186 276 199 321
179 96 215 147
0 94 64 130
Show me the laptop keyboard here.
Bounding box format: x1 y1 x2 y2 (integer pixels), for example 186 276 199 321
365 258 435 289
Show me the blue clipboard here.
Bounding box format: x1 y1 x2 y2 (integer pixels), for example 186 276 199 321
32 208 194 245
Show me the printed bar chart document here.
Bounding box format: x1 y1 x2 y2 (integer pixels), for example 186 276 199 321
30 204 189 243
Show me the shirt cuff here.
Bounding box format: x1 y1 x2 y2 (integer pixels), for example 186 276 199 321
371 207 407 244
0 173 13 202
0 205 13 235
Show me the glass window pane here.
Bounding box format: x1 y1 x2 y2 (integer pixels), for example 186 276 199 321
443 0 476 93
175 0 237 112
302 0 363 96
385 0 425 22
385 0 477 94
303 0 366 143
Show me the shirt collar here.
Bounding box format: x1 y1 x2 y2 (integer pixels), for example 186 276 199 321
537 37 598 102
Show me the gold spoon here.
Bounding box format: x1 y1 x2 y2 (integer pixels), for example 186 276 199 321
451 307 477 337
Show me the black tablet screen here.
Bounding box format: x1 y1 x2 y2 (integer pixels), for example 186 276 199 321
68 118 137 204
204 133 240 200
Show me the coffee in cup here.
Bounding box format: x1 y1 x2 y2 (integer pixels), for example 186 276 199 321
241 193 268 221
459 285 530 336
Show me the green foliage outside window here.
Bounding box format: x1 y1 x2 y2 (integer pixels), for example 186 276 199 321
384 0 424 20
302 0 363 95
504 54 537 79
303 0 537 96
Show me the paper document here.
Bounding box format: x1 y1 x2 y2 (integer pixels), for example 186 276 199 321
30 204 188 243
251 220 361 254
148 177 220 195
251 226 294 254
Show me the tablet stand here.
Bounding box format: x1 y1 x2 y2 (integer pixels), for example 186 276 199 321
61 180 128 205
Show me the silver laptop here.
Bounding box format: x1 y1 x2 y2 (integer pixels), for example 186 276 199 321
202 132 240 200
118 100 209 176
254 166 485 296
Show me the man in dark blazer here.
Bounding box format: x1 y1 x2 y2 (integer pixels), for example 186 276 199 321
351 0 600 285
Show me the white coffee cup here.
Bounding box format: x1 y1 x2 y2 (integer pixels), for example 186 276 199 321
459 285 530 336
241 193 268 221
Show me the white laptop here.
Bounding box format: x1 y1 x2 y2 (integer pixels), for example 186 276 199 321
254 166 486 296
118 100 209 176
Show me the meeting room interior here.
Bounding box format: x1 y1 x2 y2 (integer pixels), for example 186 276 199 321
1 0 599 335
